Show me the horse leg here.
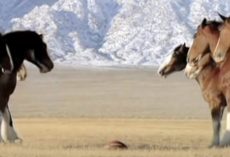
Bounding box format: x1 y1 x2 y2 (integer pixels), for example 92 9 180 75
0 113 2 142
17 64 27 81
220 95 230 146
1 105 22 143
209 106 224 147
220 110 230 146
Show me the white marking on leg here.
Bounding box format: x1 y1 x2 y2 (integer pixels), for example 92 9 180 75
1 108 21 143
0 115 2 142
226 112 230 131
17 64 27 81
220 112 230 146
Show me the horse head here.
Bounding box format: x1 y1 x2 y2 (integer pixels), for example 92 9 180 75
213 14 230 63
158 43 188 78
24 33 54 73
185 18 222 79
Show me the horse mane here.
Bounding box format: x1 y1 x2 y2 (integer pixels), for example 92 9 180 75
207 21 223 32
206 20 222 27
174 44 182 51
3 30 43 43
174 44 189 55
193 20 222 39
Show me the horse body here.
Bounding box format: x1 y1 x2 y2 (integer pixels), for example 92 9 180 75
184 17 230 146
159 43 226 147
0 30 53 143
197 62 226 147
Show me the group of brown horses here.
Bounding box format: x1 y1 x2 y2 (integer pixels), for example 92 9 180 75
158 13 230 148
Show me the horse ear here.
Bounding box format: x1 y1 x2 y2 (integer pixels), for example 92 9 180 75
218 13 227 21
201 18 207 28
178 43 185 52
183 43 186 48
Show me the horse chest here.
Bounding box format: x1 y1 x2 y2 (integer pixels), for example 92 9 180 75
0 73 16 95
219 72 230 90
200 75 222 107
202 90 222 108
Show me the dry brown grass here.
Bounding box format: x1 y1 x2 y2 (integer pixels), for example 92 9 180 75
0 118 229 157
2 66 229 156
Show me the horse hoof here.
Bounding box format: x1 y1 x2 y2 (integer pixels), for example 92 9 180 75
105 140 128 150
14 138 23 144
3 137 23 144
220 131 230 147
208 144 220 148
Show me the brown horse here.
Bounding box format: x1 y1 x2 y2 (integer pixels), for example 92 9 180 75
159 42 226 147
158 43 188 77
185 17 230 146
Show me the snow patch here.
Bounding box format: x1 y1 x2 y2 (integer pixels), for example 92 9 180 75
0 0 229 66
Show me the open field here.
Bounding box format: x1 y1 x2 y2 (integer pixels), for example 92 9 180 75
2 66 229 156
2 118 230 157
11 65 208 118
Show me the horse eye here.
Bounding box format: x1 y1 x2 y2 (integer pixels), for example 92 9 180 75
173 51 180 56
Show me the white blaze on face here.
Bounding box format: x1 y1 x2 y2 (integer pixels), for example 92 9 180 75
157 53 173 75
185 53 205 79
213 38 226 63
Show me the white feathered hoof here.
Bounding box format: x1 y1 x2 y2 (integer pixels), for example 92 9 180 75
220 131 230 147
105 140 128 150
1 127 23 144
1 121 23 144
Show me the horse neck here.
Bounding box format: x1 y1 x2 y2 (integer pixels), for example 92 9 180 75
219 51 230 75
209 40 218 54
4 42 26 72
196 62 217 90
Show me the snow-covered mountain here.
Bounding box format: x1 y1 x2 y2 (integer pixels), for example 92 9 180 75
0 0 229 66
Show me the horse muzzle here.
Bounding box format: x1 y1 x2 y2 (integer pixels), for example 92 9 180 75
184 63 200 79
213 51 226 63
38 60 54 73
158 66 170 78
158 68 165 77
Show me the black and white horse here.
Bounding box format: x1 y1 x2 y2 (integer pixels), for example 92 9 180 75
0 30 54 143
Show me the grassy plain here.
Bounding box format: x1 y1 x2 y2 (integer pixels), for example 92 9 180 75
1 66 228 157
